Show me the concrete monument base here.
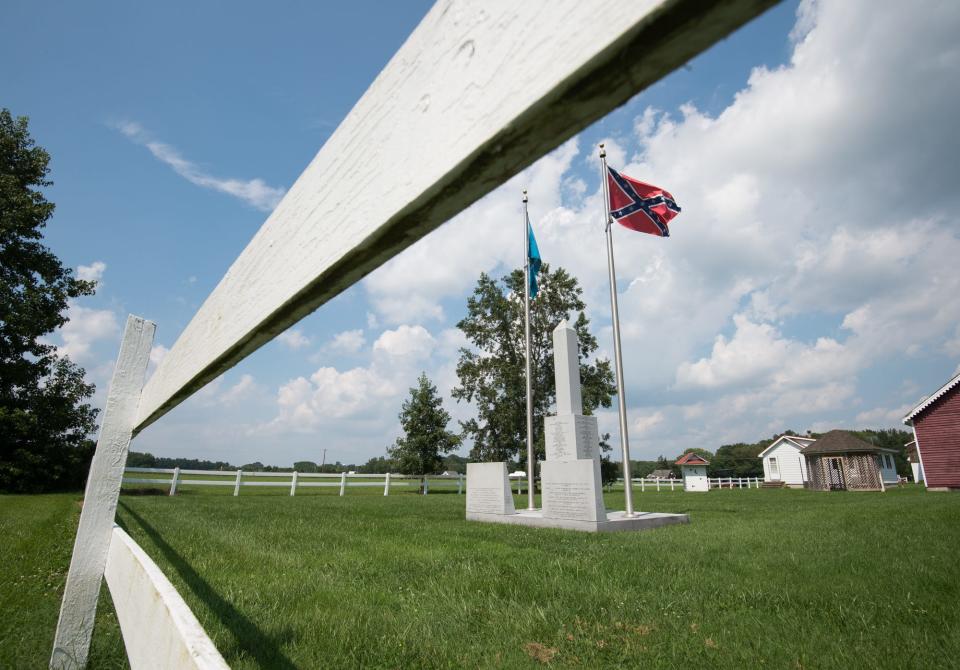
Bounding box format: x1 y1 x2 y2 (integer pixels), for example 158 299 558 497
466 508 689 533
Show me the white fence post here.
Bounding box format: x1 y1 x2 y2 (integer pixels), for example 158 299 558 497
656 479 661 492
458 473 463 495
423 477 429 495
233 470 242 496
339 472 347 497
670 479 675 491
169 466 180 496
384 472 391 496
51 315 155 670
641 479 645 492
290 471 298 496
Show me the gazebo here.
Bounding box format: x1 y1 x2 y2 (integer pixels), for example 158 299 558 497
802 430 896 491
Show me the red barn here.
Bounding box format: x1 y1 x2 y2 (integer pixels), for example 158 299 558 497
903 370 960 490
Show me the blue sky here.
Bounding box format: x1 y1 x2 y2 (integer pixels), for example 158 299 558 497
5 0 959 467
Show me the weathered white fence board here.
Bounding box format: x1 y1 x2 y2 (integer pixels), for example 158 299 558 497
51 316 155 670
133 0 775 432
104 526 229 670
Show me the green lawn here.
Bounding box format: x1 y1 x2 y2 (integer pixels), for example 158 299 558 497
2 486 959 668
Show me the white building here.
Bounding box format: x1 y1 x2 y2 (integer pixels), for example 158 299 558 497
676 453 710 492
758 435 816 487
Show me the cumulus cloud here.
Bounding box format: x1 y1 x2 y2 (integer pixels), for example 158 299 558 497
114 121 286 211
363 139 581 324
76 261 106 283
265 324 440 432
219 374 257 406
277 328 310 350
633 411 664 434
327 329 365 354
56 305 120 364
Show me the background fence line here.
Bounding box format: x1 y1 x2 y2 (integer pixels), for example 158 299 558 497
614 477 761 491
124 468 763 497
122 467 465 497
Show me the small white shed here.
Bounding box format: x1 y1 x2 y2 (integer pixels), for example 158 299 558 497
758 435 815 487
676 453 710 492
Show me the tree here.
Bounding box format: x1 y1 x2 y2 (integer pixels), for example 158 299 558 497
0 109 100 492
453 265 616 468
357 456 394 473
388 373 461 476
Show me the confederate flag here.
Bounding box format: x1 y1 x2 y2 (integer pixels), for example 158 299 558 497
607 166 681 237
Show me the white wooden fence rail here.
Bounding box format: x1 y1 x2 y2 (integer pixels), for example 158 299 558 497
125 469 763 496
122 468 466 496
615 477 761 491
104 526 228 669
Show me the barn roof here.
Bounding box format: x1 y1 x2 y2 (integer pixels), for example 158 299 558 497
903 369 960 423
676 453 710 466
800 430 894 455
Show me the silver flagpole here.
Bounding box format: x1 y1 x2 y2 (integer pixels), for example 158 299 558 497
600 144 635 517
523 190 536 510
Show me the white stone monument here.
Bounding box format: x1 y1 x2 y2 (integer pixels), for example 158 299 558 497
541 321 606 523
466 320 689 533
466 462 516 515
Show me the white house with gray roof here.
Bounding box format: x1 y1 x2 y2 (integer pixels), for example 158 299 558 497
758 435 817 487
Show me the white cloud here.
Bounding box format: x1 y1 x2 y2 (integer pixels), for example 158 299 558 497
633 411 664 434
76 261 106 283
265 324 440 433
144 344 170 382
220 374 257 406
372 325 435 359
363 139 581 324
115 121 286 211
277 328 310 350
327 329 365 354
56 305 119 364
854 403 914 428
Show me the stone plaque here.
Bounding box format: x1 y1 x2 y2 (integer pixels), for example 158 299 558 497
545 415 599 462
541 459 605 522
466 462 516 515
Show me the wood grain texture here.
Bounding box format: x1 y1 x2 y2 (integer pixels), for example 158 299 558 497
51 316 155 670
104 527 229 670
135 0 776 432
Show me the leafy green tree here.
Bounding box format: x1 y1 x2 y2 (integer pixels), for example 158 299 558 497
389 373 461 476
453 265 616 468
0 109 100 492
851 428 913 476
358 456 394 473
711 441 767 477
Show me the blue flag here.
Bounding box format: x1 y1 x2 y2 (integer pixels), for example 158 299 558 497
527 215 542 299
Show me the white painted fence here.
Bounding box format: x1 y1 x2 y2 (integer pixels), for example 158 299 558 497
122 467 465 496
708 477 761 489
614 477 761 491
103 526 228 669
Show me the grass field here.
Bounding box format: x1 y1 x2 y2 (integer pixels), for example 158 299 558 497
2 485 959 668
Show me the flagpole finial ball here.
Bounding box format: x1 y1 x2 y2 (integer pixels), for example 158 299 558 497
599 143 606 158
522 189 528 202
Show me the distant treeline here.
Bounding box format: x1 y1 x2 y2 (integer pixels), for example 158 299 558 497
627 428 913 479
126 451 470 474
128 429 912 479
